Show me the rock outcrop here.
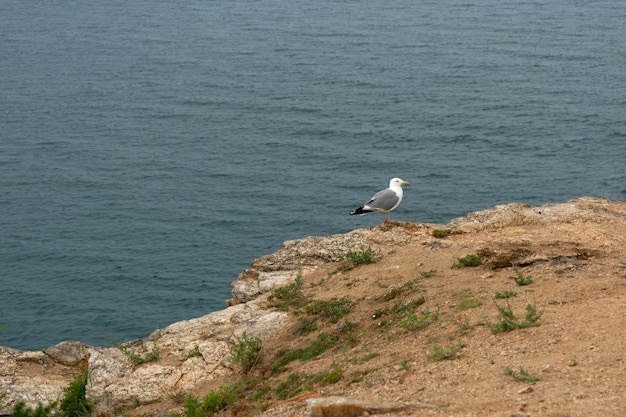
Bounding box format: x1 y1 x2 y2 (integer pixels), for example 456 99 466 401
306 396 438 417
1 197 625 417
447 196 625 231
0 295 291 414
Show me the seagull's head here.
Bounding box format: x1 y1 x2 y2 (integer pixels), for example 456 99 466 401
390 178 409 187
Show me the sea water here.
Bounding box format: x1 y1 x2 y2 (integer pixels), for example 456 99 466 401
1 0 625 350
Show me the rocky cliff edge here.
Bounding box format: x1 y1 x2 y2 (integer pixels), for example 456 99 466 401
1 197 625 417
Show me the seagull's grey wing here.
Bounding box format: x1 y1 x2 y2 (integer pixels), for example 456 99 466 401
364 188 399 211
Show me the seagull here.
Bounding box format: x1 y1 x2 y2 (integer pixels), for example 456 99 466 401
350 178 409 219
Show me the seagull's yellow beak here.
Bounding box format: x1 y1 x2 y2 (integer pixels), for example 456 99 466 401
402 180 409 185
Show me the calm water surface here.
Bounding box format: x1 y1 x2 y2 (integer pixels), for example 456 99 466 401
1 0 625 350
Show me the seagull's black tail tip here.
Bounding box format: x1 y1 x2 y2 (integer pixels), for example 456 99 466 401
350 207 367 215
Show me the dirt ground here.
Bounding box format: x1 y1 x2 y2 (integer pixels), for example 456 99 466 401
249 217 626 417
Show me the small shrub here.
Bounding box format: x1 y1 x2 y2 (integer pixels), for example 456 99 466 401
426 340 464 361
488 303 518 333
523 303 542 325
504 367 540 384
452 254 482 268
183 383 244 417
60 371 92 417
201 391 226 415
432 229 452 238
494 291 517 299
183 395 212 417
513 268 533 286
419 270 436 278
182 395 202 417
488 303 542 334
229 332 262 374
206 383 242 413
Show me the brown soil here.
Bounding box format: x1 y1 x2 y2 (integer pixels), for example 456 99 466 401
250 219 626 417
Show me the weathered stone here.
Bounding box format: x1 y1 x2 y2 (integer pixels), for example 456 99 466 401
0 375 68 414
231 269 301 304
0 347 76 414
232 310 290 340
518 386 534 394
249 222 427 274
229 221 431 305
231 269 261 303
85 295 292 412
448 197 625 231
476 241 599 269
42 341 88 366
306 396 437 417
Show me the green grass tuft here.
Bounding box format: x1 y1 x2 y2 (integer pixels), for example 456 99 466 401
272 333 340 373
452 254 482 268
432 229 452 238
352 353 379 364
339 246 383 271
504 367 540 384
305 297 353 324
494 291 517 299
419 270 436 278
457 297 483 311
